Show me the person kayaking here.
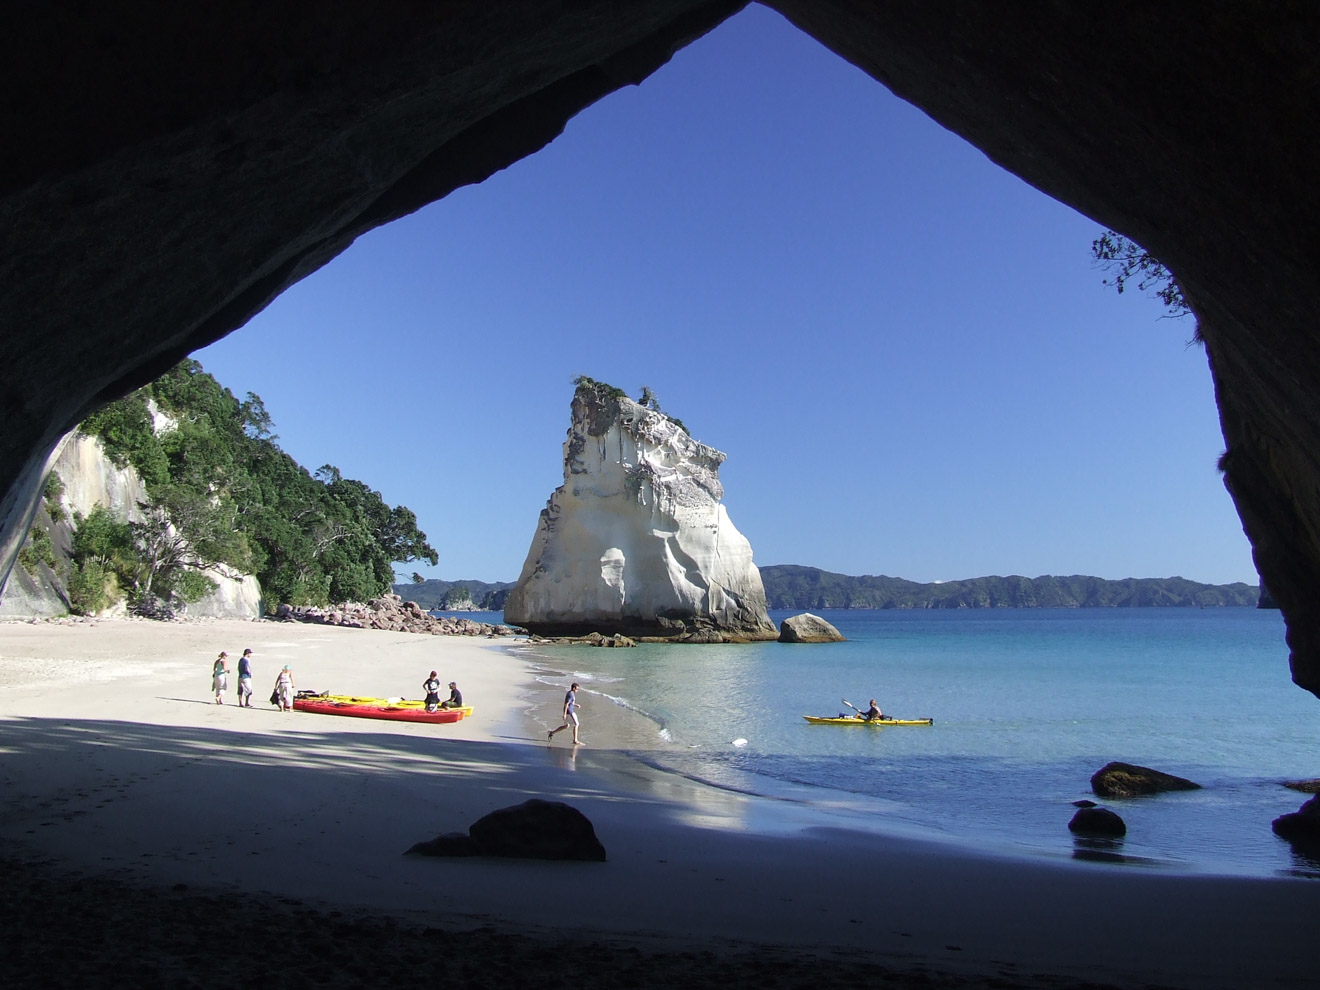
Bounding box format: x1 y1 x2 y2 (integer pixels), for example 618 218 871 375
422 671 442 713
858 698 884 722
440 681 463 709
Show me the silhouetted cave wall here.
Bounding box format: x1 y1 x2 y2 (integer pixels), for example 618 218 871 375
4 2 1319 697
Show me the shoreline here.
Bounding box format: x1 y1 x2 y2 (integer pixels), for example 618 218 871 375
2 619 1319 988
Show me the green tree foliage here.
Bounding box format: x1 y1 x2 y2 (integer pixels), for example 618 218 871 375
68 506 135 615
759 565 1259 609
17 526 56 573
77 358 438 610
1091 230 1190 319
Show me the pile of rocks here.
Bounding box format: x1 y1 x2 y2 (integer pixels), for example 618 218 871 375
526 631 636 648
274 595 521 637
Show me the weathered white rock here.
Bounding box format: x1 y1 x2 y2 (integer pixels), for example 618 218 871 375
778 612 846 643
0 431 263 620
504 382 776 642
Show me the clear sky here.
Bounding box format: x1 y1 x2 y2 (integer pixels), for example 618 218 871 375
196 4 1257 588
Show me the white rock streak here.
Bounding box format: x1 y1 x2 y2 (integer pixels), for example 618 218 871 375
505 384 776 641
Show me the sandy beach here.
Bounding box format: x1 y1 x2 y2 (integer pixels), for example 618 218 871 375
1 618 1318 989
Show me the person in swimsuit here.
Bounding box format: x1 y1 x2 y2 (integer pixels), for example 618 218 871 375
547 682 581 745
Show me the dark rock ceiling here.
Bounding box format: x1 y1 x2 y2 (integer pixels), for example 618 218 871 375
4 1 1319 696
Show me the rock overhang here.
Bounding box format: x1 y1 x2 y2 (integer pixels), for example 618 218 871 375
4 3 1320 690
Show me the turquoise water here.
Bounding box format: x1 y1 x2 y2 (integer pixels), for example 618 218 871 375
510 607 1320 878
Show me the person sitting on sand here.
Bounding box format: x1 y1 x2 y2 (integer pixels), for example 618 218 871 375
859 699 884 722
422 670 442 712
211 651 229 705
440 681 463 709
548 682 581 745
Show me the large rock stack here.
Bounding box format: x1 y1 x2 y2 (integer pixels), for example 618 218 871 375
504 381 777 643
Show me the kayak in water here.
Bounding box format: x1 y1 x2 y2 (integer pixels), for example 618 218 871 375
803 714 933 726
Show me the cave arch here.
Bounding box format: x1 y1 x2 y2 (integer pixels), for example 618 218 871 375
3 2 1319 693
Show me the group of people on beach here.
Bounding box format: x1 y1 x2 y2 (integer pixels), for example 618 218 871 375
422 671 463 713
210 649 296 712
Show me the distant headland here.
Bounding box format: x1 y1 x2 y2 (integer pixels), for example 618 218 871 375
395 566 1263 611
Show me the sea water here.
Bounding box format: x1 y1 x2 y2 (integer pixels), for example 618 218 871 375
506 607 1320 878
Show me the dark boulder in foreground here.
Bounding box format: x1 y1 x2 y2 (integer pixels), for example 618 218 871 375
406 798 606 861
1068 806 1126 837
1091 762 1201 798
1273 795 1320 849
778 613 846 643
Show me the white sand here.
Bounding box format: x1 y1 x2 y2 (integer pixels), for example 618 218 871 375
1 618 1318 989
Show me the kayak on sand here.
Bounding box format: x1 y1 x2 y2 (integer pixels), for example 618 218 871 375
292 693 472 723
309 693 472 718
803 715 934 726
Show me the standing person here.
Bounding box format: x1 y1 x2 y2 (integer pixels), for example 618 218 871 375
422 670 442 713
441 681 463 709
547 682 581 745
274 664 295 713
211 651 229 705
236 649 254 708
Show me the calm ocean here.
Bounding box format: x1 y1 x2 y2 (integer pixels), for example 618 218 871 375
477 607 1319 878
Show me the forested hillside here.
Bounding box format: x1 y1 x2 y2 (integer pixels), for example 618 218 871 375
759 565 1260 609
65 359 436 611
392 578 514 610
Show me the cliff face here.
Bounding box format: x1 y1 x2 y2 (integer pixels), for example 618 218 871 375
0 433 262 621
505 384 776 642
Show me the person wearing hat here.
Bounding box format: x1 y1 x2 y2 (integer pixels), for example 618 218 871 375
273 664 295 712
236 648 255 708
422 670 442 713
211 651 229 705
440 681 463 710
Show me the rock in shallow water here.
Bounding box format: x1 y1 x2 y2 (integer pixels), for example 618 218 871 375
1068 806 1127 837
1273 795 1320 849
778 612 846 643
1090 761 1201 798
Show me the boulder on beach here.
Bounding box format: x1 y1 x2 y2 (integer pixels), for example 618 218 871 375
406 798 606 862
1091 761 1201 798
778 612 846 643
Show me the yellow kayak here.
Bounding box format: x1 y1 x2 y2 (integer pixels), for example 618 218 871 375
312 693 472 718
803 715 933 726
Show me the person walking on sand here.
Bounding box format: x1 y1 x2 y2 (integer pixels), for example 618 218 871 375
422 670 442 713
548 682 581 745
440 681 463 709
274 664 295 712
211 651 229 705
236 648 254 707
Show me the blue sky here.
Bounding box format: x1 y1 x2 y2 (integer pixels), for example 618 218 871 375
196 4 1256 587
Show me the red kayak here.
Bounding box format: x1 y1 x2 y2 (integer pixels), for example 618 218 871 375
292 697 465 723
